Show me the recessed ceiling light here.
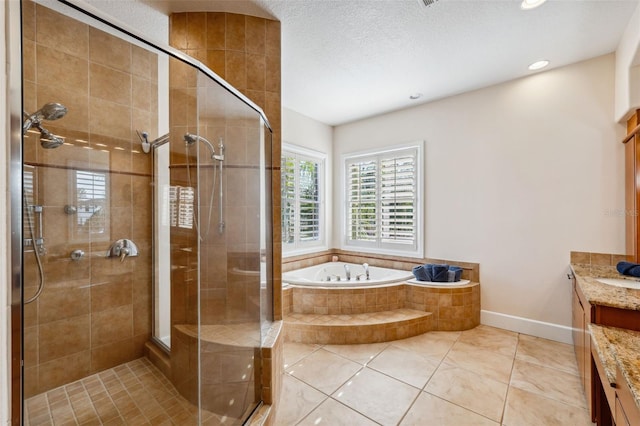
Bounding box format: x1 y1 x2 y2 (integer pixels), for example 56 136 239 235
528 60 549 71
409 93 423 100
521 0 547 10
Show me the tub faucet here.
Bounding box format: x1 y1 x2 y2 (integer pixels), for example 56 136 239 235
344 264 351 280
363 263 369 280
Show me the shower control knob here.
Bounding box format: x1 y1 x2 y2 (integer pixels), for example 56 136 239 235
70 249 85 261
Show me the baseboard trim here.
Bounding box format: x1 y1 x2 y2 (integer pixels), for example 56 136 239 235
481 310 573 344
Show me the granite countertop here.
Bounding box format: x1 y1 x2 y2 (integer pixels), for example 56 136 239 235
590 325 640 411
590 324 618 386
571 264 640 310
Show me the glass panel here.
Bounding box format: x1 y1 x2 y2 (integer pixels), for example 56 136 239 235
191 70 265 423
21 2 273 424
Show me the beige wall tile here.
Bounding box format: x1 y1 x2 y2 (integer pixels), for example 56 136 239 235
39 315 90 363
89 97 132 141
36 4 88 58
591 253 612 266
206 13 226 50
91 305 133 347
169 13 188 49
89 27 131 73
90 339 134 373
90 63 131 106
225 13 246 51
225 50 247 91
38 351 91 393
91 280 133 313
570 251 591 264
186 13 207 49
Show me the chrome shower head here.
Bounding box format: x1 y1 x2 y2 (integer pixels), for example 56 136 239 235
23 102 68 135
184 133 216 159
36 103 68 121
183 133 197 146
38 128 64 149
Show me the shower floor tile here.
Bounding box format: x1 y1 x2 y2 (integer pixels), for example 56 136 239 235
24 357 219 425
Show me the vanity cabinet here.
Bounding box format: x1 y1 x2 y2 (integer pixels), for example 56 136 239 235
572 277 593 419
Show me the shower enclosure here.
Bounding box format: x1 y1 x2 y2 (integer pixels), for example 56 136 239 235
13 1 273 424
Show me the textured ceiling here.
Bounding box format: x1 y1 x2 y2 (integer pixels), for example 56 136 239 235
142 0 639 126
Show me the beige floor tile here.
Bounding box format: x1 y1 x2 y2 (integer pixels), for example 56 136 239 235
516 334 579 376
510 359 587 408
400 392 499 426
444 341 514 383
287 348 362 394
333 367 420 425
424 362 508 422
283 343 321 369
390 331 460 361
273 375 326 426
297 397 378 426
458 325 518 357
367 345 439 388
502 386 592 426
323 342 389 365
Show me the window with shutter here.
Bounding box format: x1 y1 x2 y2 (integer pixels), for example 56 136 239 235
343 142 423 257
281 144 326 254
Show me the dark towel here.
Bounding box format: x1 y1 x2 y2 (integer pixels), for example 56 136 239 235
412 265 430 281
617 261 640 278
431 264 450 282
448 266 463 282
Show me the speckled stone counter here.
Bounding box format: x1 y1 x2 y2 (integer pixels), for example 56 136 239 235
571 264 640 310
590 324 618 386
589 325 640 412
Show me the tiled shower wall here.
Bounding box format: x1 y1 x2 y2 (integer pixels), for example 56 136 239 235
169 12 283 319
22 2 157 397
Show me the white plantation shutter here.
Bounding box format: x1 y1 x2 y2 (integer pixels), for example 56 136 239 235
344 144 421 255
298 159 320 242
347 159 377 242
380 152 416 244
281 155 296 244
281 146 325 253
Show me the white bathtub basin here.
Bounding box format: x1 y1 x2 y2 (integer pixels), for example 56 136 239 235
596 278 640 290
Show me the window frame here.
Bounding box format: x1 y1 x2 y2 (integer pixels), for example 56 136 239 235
340 141 424 258
281 143 328 256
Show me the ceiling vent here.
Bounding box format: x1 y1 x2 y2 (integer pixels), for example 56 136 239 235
419 0 439 7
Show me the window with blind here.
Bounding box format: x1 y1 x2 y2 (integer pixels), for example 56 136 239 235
74 170 109 239
281 145 326 253
344 142 423 256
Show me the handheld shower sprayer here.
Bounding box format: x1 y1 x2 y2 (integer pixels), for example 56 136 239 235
23 102 68 149
183 133 224 161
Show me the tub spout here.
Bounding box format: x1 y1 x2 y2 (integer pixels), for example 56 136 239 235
363 263 369 280
344 264 351 280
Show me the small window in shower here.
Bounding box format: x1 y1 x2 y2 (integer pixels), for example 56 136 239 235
169 185 195 229
73 170 108 239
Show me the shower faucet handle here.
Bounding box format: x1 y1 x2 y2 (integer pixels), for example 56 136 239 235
106 239 139 261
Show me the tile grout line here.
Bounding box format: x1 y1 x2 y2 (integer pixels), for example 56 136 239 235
498 332 521 425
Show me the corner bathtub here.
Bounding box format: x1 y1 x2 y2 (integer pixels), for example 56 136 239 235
282 261 470 287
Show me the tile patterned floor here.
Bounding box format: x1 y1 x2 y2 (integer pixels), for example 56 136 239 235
275 325 594 426
23 325 593 426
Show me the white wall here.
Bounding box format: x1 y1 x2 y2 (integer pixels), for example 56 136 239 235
333 54 625 336
615 0 640 122
282 108 334 254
